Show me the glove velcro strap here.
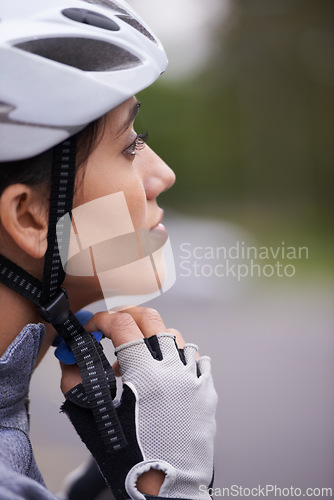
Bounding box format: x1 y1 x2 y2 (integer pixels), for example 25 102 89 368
61 385 143 500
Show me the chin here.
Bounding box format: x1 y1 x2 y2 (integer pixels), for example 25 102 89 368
96 232 168 297
63 223 171 311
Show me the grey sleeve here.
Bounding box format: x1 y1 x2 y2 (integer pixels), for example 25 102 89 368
0 463 57 500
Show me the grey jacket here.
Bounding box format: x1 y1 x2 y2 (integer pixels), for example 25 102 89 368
0 323 57 499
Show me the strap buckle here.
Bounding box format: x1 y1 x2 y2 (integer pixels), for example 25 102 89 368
37 287 70 325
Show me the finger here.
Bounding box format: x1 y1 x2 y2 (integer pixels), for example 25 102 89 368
122 306 166 338
183 342 199 367
83 311 143 348
197 355 212 376
165 328 185 349
60 362 82 395
166 329 200 360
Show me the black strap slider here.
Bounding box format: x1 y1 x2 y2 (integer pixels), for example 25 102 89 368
36 287 70 325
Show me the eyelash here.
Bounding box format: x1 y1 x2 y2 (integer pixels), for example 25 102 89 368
124 132 149 157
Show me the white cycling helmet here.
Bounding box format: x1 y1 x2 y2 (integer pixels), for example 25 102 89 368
0 0 168 161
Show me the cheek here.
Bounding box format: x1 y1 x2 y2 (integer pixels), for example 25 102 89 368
76 161 148 230
123 184 147 229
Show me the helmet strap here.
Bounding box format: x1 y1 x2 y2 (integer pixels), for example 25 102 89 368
41 137 76 302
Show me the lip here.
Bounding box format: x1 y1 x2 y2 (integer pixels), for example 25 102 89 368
151 222 167 233
150 210 165 230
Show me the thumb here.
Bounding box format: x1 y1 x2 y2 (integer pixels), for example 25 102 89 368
60 362 82 395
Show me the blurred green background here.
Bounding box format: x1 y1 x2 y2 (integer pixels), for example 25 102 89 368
135 0 334 274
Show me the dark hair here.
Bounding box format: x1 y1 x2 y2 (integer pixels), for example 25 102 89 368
0 118 103 198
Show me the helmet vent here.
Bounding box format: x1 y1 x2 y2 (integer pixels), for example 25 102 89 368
79 0 157 44
14 38 141 72
80 0 128 16
62 8 120 32
116 15 157 44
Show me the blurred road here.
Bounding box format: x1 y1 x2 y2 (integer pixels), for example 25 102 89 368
30 214 334 495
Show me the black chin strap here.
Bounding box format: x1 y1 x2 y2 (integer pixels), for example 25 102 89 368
0 137 126 453
42 138 76 302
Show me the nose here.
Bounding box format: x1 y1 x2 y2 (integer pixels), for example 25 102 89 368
141 145 176 200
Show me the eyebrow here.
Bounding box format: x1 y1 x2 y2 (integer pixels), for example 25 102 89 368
115 100 141 138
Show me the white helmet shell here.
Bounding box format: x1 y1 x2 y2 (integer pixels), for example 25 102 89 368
0 0 168 161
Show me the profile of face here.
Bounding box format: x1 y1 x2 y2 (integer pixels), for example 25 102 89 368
61 97 176 311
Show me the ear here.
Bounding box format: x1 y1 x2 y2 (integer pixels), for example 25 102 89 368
0 184 48 259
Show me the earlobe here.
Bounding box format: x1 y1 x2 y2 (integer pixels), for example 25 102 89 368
0 184 48 259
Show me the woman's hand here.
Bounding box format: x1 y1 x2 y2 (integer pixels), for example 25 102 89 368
60 306 185 393
61 306 217 500
60 307 185 496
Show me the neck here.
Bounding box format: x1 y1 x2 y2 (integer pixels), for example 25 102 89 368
63 274 104 314
0 260 103 360
0 283 58 362
0 284 40 355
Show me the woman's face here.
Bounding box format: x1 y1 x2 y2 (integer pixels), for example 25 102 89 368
63 96 176 310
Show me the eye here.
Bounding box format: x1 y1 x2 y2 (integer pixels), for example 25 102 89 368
124 132 149 157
